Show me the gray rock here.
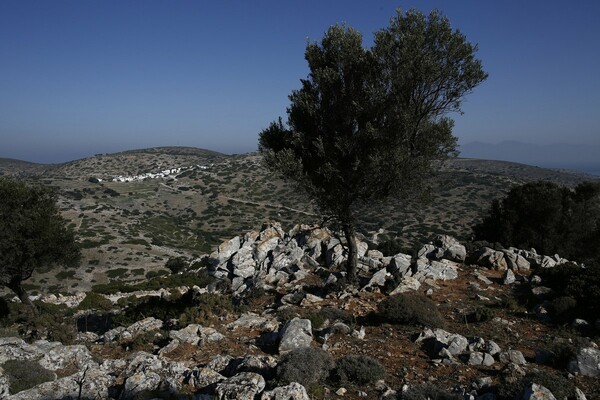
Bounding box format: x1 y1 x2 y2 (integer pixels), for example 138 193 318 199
568 346 600 377
227 312 278 332
185 367 226 391
215 372 266 400
499 350 527 365
389 276 421 295
169 324 224 345
279 318 313 354
413 259 459 282
261 382 310 400
8 364 114 400
0 369 8 398
519 383 556 400
474 247 508 270
503 269 516 285
38 343 93 371
502 251 531 272
0 337 42 363
362 268 389 291
388 253 413 276
574 387 587 400
467 352 485 365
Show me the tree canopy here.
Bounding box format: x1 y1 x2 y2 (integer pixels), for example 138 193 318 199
259 9 487 279
0 178 80 312
473 181 600 263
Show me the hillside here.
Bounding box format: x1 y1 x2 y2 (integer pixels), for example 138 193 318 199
0 147 597 295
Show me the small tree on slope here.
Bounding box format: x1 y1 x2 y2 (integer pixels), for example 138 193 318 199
259 9 487 281
0 178 80 314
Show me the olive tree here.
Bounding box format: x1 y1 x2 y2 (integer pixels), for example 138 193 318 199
0 178 80 313
259 9 487 280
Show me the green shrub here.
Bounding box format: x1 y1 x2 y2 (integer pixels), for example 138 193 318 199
276 347 335 388
165 256 187 274
2 359 55 394
92 270 215 294
333 354 385 385
377 293 444 328
106 268 128 279
401 383 461 400
497 370 575 400
77 292 113 312
467 306 496 323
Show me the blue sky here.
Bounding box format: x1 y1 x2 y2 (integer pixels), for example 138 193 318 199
1 0 599 163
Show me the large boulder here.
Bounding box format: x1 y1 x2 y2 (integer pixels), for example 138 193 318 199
568 346 600 377
473 247 508 270
278 318 313 354
519 383 557 400
215 372 266 400
261 382 310 400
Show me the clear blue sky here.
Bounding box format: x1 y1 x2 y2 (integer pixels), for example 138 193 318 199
1 0 599 163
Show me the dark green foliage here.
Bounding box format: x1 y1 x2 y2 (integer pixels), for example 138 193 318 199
92 270 215 295
474 181 600 262
2 359 55 394
165 256 187 274
0 178 80 312
2 301 77 344
259 9 486 280
113 291 234 327
497 370 575 400
467 306 496 323
333 354 385 385
276 347 335 388
377 293 444 328
539 261 600 322
77 292 113 312
401 383 461 400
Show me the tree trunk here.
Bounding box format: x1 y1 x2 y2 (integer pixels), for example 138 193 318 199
7 280 38 315
343 223 358 282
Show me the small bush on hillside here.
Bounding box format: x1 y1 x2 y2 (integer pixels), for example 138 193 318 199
377 293 444 328
401 383 461 400
2 359 55 394
539 261 600 322
165 256 187 274
333 355 385 385
497 370 575 400
276 347 334 388
467 306 496 323
77 292 113 312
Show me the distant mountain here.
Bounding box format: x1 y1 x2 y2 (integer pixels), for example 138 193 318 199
459 141 600 175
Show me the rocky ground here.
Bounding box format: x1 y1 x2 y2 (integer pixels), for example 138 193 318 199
1 223 599 399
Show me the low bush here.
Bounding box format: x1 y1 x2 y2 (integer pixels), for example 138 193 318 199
92 270 215 294
377 293 444 328
276 347 335 388
401 383 461 400
77 292 113 312
165 256 187 274
467 306 496 323
497 370 575 400
2 359 55 394
333 354 385 385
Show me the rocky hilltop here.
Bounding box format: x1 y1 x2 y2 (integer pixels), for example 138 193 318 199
1 223 598 399
1 147 598 296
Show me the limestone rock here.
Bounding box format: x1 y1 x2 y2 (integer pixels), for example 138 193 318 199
215 372 266 400
278 318 313 354
519 383 556 400
389 276 421 295
568 346 600 377
185 367 225 391
503 269 516 285
0 337 42 363
388 253 412 276
261 382 310 400
499 350 527 365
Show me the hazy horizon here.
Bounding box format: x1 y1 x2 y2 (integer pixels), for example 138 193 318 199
1 1 599 167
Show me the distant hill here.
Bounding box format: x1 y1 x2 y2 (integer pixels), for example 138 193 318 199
1 146 598 294
459 141 600 175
